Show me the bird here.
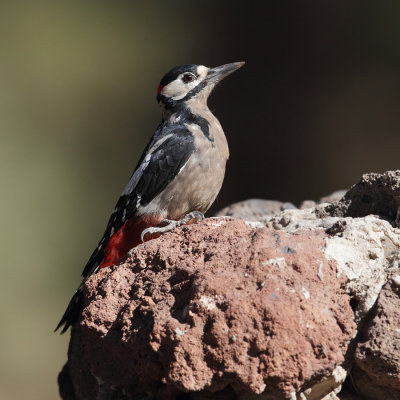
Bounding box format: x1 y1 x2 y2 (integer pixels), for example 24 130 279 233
55 61 245 333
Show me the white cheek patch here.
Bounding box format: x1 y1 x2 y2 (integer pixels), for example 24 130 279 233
161 79 186 99
162 79 200 100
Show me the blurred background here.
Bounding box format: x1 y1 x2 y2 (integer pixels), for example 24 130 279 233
1 1 400 398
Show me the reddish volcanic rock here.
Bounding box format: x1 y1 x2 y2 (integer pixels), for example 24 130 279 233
58 171 400 399
354 279 400 399
61 218 355 399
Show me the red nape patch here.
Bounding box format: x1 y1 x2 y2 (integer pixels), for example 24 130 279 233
156 84 163 96
98 214 163 269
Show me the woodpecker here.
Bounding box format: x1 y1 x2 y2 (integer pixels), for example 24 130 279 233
55 61 245 333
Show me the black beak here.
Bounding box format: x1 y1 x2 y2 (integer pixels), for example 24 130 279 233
206 61 245 83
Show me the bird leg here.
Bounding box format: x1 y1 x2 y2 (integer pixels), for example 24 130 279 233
140 211 205 242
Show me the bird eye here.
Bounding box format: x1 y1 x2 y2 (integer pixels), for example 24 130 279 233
182 73 195 83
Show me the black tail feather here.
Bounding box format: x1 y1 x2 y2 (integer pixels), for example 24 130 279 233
55 288 83 334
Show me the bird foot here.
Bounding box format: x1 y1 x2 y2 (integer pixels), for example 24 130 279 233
140 211 205 242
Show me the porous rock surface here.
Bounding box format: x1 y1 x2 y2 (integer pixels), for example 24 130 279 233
353 278 400 400
326 170 400 221
214 199 296 224
59 171 400 400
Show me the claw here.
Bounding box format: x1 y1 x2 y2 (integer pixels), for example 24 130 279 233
141 221 179 242
180 211 205 224
140 228 148 243
140 211 205 242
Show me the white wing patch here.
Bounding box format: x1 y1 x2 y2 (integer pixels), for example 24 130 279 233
122 155 150 196
177 158 190 175
147 134 173 154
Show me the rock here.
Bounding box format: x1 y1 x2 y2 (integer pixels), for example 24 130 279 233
214 191 346 219
299 200 317 210
59 170 400 400
61 218 355 400
266 208 400 322
300 190 346 210
298 366 346 400
349 367 400 400
214 199 296 223
326 171 400 223
318 190 346 205
353 280 400 399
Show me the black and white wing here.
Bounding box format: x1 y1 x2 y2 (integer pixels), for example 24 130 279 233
55 125 195 333
81 124 195 278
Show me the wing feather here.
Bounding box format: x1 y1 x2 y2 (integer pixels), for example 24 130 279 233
81 125 195 278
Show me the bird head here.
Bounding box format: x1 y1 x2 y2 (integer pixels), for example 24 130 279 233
157 62 245 109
